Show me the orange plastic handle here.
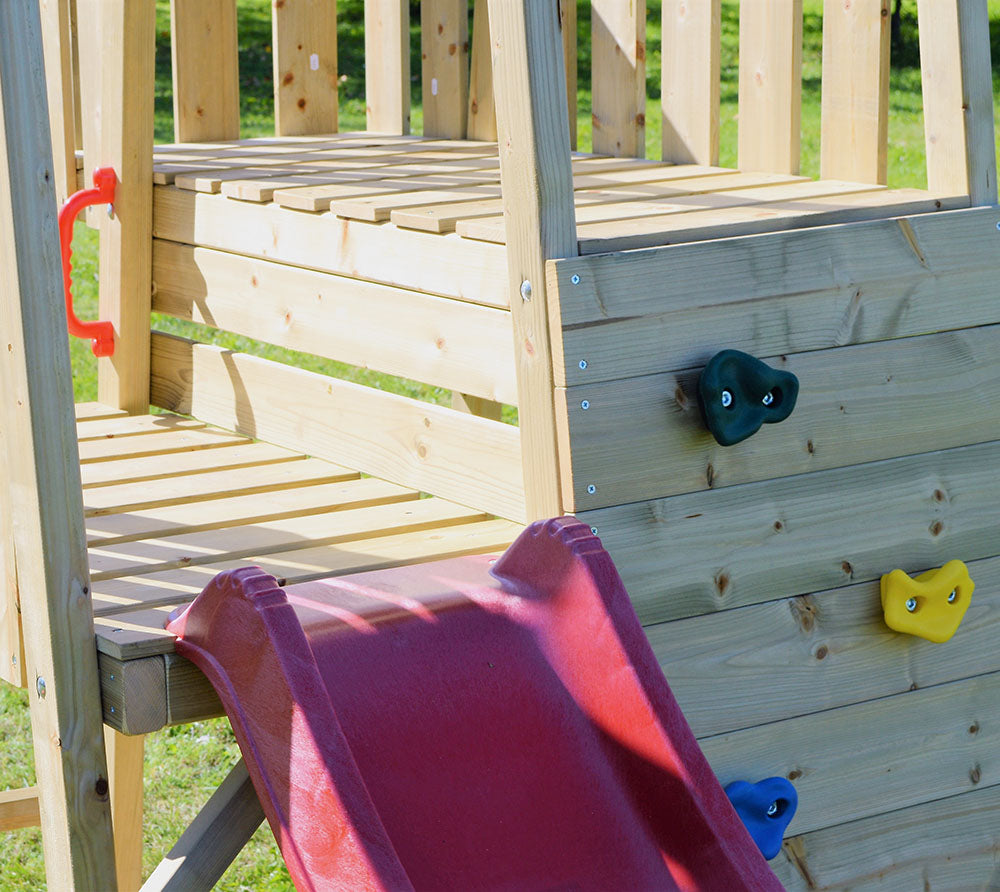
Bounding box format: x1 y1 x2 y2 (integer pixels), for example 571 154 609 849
59 168 116 357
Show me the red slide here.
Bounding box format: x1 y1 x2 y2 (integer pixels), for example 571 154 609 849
167 517 782 891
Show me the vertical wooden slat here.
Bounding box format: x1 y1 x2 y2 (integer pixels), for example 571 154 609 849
104 729 145 892
0 3 117 887
560 0 577 151
661 0 720 165
487 0 576 520
591 0 647 158
917 0 997 204
273 0 338 136
820 0 890 184
364 0 410 134
76 0 101 202
0 410 26 689
83 0 155 414
39 0 77 204
467 0 496 140
171 0 240 143
421 0 469 139
737 0 803 174
70 0 83 152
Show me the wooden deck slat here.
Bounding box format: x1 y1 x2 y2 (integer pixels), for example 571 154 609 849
74 402 128 422
76 413 204 440
77 426 249 464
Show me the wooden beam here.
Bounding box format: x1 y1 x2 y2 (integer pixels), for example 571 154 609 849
559 0 577 151
820 0 890 184
104 729 144 892
917 0 998 204
0 409 26 688
170 0 240 142
0 787 41 832
421 0 469 139
39 0 78 204
591 0 646 158
661 0 720 165
272 0 338 136
466 0 496 141
738 0 803 173
364 0 410 134
0 3 117 886
487 0 577 521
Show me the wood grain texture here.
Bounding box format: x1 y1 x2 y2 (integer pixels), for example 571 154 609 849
820 0 890 184
560 0 577 150
0 4 117 884
170 0 239 142
591 0 646 158
0 409 25 688
738 0 803 173
151 241 517 403
149 333 526 521
272 0 338 136
487 0 577 520
660 0 720 165
581 439 1000 626
39 0 77 203
548 206 1000 387
103 728 144 892
0 787 41 832
466 0 496 141
421 0 469 139
365 0 410 133
97 651 167 735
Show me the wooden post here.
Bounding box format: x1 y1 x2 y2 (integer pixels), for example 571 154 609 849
104 728 145 892
171 0 240 143
661 0 720 166
273 0 338 136
917 0 997 205
487 0 577 521
820 0 890 184
0 413 26 689
0 3 117 888
364 0 410 134
738 0 803 174
591 0 646 158
560 0 577 151
421 0 469 139
39 0 78 204
467 0 496 141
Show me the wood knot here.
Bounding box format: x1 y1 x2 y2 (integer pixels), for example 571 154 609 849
970 764 982 785
814 645 828 660
773 520 784 532
933 489 946 502
790 596 818 633
95 777 109 797
806 439 815 455
841 560 854 578
706 463 715 488
283 72 294 85
969 722 980 735
929 520 944 537
714 571 731 596
297 98 307 110
786 769 802 781
448 43 457 55
673 383 689 410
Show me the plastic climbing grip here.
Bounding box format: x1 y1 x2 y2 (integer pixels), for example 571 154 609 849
881 559 974 643
58 167 116 357
697 350 799 446
725 777 798 860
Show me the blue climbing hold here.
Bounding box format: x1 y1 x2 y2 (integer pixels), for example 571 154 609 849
724 777 798 860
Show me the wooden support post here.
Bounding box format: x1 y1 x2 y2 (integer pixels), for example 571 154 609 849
452 391 503 421
0 4 117 888
467 0 496 141
917 0 997 205
104 729 145 892
421 0 469 139
738 0 803 174
0 407 26 688
364 0 410 134
273 0 338 136
0 787 42 832
487 0 577 521
820 0 890 184
171 0 240 142
661 0 720 166
560 0 577 151
591 0 646 158
39 0 78 204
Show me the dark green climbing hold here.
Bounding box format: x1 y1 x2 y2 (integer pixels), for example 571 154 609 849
697 350 799 447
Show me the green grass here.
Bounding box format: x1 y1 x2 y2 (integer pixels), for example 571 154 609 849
3 2 1000 888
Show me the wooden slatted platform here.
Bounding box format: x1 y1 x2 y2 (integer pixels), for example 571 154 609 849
141 134 969 261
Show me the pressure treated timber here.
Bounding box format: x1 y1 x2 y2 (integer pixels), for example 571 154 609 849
149 334 526 521
97 651 167 735
151 185 510 308
581 439 1000 627
649 553 1000 739
364 0 410 133
591 0 646 158
466 0 496 141
660 0 720 166
820 0 890 184
558 324 1000 511
420 0 469 139
559 0 577 150
39 0 77 203
0 787 41 832
151 241 518 404
700 671 1000 836
170 0 239 142
272 0 337 136
103 727 144 891
548 206 1000 387
771 785 1000 890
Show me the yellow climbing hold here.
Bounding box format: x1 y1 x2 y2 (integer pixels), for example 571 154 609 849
880 560 974 643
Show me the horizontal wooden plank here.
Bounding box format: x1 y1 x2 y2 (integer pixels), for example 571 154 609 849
84 456 355 516
152 185 510 308
0 787 41 831
74 402 128 422
652 553 1000 738
558 324 1000 510
80 442 302 488
700 671 1000 836
583 439 1000 626
772 785 1000 890
76 426 248 464
149 333 526 521
151 241 517 404
76 413 204 441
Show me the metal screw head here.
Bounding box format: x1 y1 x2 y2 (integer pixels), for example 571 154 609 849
905 597 918 613
519 280 532 302
766 801 780 818
581 399 590 410
947 589 958 604
587 484 596 494
571 274 581 285
590 526 598 535
579 359 588 370
995 221 1000 231
36 677 46 699
762 391 775 407
721 389 733 408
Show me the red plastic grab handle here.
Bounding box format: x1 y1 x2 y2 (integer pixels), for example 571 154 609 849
59 168 116 357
